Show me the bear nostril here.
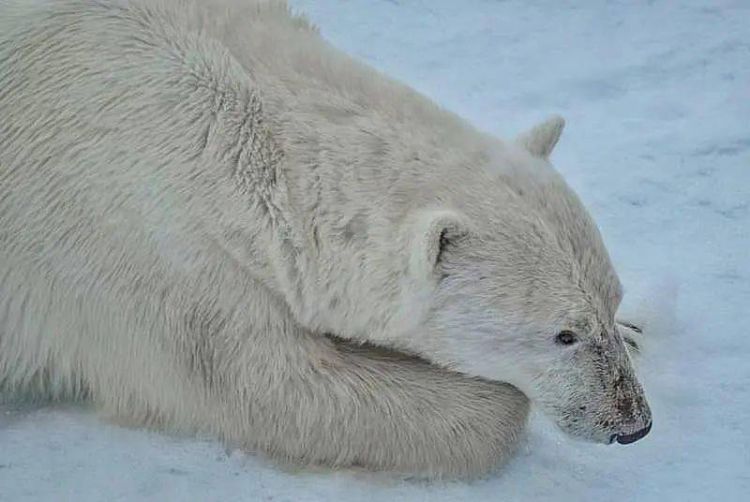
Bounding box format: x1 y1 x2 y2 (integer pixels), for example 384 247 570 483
615 421 652 445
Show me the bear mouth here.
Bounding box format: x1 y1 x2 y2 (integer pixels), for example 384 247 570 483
610 421 653 445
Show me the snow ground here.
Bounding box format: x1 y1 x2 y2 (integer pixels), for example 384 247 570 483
1 0 749 500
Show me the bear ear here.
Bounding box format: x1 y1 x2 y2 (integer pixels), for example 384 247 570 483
515 115 565 159
407 209 469 281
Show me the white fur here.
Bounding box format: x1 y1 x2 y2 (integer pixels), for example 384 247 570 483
0 0 651 477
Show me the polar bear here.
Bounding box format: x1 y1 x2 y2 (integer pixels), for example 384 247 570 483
0 0 651 477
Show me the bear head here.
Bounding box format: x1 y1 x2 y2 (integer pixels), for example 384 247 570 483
398 116 652 445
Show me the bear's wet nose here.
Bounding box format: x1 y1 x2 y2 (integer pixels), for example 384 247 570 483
615 421 652 444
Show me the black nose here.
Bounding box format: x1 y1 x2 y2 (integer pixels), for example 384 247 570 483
616 421 652 444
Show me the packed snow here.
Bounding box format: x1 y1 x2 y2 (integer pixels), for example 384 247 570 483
1 0 748 500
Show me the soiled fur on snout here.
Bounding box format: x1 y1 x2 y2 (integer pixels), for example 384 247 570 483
0 0 649 477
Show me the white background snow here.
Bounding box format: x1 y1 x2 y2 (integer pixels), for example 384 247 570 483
1 0 748 500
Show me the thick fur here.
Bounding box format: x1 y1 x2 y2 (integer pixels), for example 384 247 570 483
0 0 649 477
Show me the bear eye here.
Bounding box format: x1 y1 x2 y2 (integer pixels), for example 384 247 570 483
555 330 578 346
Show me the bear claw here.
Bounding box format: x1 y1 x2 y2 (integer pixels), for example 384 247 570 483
617 320 645 355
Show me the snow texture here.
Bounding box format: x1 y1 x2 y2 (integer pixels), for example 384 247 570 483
1 0 748 500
